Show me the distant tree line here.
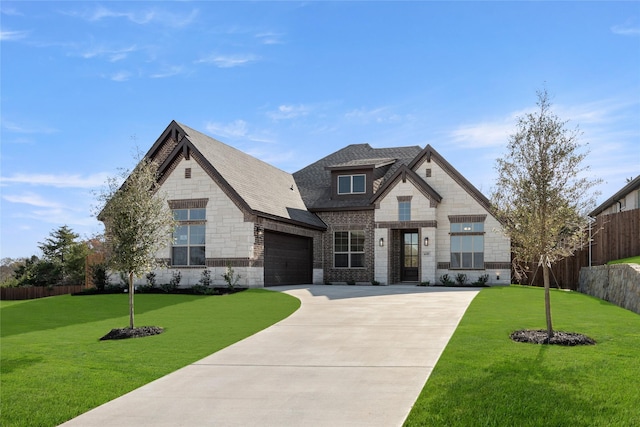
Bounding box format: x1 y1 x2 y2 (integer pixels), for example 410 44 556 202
1 225 103 288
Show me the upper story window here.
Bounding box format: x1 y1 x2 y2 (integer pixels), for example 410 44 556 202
172 208 206 266
338 174 366 195
399 201 411 221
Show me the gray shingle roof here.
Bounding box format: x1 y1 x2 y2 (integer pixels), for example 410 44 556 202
176 122 326 229
293 143 423 210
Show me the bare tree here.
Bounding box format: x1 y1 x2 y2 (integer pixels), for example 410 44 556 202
491 89 601 339
96 157 176 329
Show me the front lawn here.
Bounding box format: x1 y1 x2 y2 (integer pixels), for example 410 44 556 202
404 286 640 426
608 255 640 265
0 290 299 427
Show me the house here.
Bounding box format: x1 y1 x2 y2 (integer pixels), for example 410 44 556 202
589 175 640 217
586 175 640 266
128 120 511 287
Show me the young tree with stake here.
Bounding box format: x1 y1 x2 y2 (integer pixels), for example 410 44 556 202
96 157 176 329
491 89 600 340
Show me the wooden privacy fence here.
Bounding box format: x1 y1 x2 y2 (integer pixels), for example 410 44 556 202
518 209 640 290
1 285 86 301
590 209 640 266
85 253 106 288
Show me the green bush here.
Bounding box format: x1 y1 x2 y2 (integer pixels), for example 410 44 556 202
455 273 468 286
472 274 489 286
90 264 109 290
439 274 455 286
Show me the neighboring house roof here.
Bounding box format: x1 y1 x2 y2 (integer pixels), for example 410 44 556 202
589 175 640 217
293 143 423 210
148 121 326 230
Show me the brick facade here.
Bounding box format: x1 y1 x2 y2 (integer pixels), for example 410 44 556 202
317 210 375 284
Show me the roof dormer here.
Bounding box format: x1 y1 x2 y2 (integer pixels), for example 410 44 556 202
325 158 396 200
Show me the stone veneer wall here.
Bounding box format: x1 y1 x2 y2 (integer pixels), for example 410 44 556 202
579 264 640 315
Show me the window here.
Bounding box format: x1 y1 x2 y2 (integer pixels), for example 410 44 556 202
450 222 484 269
172 208 206 266
399 201 411 221
337 174 366 194
334 231 365 268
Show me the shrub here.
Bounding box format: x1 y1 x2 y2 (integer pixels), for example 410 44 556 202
199 269 212 287
90 263 109 290
145 272 157 288
418 280 431 287
371 280 381 286
455 273 468 286
161 271 181 293
222 265 240 289
189 269 214 295
346 279 356 286
439 274 455 286
473 274 490 286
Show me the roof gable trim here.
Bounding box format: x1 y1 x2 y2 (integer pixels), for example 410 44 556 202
408 144 492 212
371 165 442 206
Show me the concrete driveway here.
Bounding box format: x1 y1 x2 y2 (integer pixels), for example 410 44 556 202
61 285 479 427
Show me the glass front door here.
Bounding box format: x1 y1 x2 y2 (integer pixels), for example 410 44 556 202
401 231 419 281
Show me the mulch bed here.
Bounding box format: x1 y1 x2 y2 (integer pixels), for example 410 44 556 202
510 329 596 346
100 326 164 341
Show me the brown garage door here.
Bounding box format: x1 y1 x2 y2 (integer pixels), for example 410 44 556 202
264 231 312 286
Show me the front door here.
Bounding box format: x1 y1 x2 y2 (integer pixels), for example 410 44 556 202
401 231 419 282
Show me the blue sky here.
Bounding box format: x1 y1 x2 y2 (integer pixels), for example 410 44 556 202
1 1 639 259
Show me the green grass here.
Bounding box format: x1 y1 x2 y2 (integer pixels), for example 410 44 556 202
608 255 640 265
404 286 640 426
1 290 299 427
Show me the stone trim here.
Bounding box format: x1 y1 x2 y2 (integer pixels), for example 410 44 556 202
448 214 487 223
205 258 264 268
437 261 511 270
376 220 437 229
397 195 413 202
168 198 209 209
484 262 511 270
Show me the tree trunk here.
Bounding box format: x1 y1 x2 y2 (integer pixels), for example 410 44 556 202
542 261 554 340
128 272 135 329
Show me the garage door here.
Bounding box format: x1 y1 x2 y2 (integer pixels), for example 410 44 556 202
264 231 312 286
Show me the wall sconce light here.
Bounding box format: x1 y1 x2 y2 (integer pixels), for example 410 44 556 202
496 272 500 281
423 237 429 246
379 237 384 247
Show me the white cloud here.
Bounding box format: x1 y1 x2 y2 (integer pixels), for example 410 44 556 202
448 96 639 149
611 20 640 36
0 173 109 188
267 104 311 120
448 120 513 148
0 29 29 41
80 44 138 62
1 6 23 16
205 120 249 138
256 32 285 45
1 119 57 134
344 107 403 124
195 53 260 68
150 65 184 79
110 71 131 82
3 192 64 209
65 6 198 28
